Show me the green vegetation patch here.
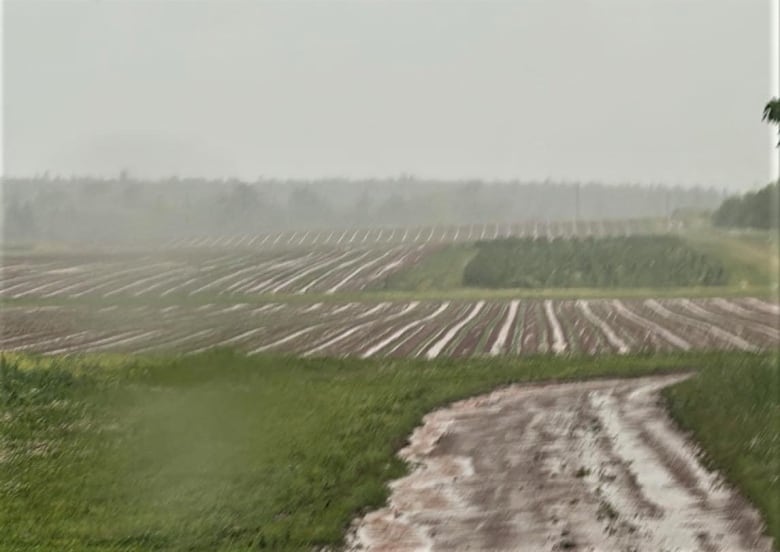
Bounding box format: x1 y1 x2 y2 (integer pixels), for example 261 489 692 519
664 354 780 547
684 229 778 289
1 351 776 551
380 244 477 291
463 235 728 288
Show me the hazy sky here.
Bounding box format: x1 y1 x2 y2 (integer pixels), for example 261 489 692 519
4 0 775 189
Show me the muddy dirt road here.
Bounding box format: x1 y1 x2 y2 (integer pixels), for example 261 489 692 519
350 374 772 551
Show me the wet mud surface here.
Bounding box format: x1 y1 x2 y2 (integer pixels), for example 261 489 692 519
349 374 772 552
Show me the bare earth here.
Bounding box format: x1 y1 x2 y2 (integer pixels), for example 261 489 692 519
349 374 773 552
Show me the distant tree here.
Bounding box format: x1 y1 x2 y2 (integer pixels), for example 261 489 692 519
4 199 38 240
288 186 331 226
80 179 109 197
121 182 142 208
217 183 263 226
352 191 374 224
712 183 778 229
711 99 780 229
455 181 484 222
376 194 408 225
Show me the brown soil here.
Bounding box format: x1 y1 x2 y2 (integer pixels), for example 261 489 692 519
348 374 772 552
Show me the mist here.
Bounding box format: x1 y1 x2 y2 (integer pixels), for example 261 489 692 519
3 176 724 244
2 3 779 549
4 0 773 189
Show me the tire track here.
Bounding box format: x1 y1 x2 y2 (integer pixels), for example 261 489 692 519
349 375 772 552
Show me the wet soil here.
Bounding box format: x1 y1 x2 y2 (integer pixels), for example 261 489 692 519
349 374 772 552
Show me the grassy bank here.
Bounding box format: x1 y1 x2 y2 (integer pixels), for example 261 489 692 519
1 351 776 551
379 244 477 291
664 354 780 547
684 229 778 290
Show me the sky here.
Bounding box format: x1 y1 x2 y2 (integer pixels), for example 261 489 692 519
3 0 776 189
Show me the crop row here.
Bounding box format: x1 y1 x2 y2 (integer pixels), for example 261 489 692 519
463 235 728 288
0 246 429 299
160 218 676 250
1 297 776 357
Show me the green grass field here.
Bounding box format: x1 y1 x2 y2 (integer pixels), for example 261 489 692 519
1 351 777 551
378 244 477 291
664 355 780 545
684 229 779 289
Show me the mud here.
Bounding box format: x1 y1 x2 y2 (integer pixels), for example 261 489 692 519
349 374 772 552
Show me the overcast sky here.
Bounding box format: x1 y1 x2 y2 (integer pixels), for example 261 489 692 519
3 0 775 189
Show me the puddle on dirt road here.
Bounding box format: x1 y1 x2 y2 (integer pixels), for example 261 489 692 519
348 374 772 552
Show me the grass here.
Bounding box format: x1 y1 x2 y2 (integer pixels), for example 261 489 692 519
1 350 777 551
379 244 477 291
683 228 778 290
664 354 780 547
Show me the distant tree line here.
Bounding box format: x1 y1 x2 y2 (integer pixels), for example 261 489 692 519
2 175 724 244
717 98 780 229
712 183 778 230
